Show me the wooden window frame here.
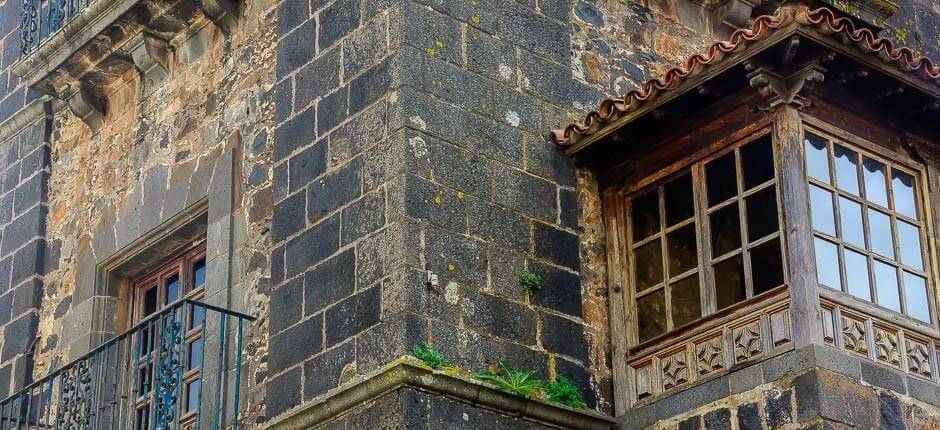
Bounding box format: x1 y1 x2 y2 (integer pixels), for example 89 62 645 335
803 123 938 328
129 239 208 429
620 129 789 348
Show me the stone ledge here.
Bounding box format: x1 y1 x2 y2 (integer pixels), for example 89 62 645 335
263 357 616 430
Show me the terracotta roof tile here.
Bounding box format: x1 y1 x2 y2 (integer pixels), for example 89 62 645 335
552 5 940 147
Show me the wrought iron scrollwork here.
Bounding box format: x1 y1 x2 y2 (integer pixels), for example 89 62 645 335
19 0 38 56
58 359 93 429
155 313 184 428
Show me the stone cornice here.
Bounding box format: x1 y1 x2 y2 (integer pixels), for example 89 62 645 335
262 357 616 430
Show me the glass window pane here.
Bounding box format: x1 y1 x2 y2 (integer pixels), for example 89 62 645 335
710 203 742 257
863 157 888 207
868 210 894 258
632 191 660 241
809 185 836 236
143 287 158 316
838 198 865 249
188 337 204 370
637 290 666 343
892 170 917 219
897 221 923 270
166 274 180 303
714 255 746 310
667 224 698 276
833 145 860 195
750 238 784 295
814 238 841 290
186 380 201 412
634 239 663 291
873 261 900 312
190 303 206 329
741 136 774 189
903 272 930 323
671 275 701 328
745 187 778 242
664 174 695 226
706 152 738 206
805 134 830 183
843 249 871 302
193 258 206 288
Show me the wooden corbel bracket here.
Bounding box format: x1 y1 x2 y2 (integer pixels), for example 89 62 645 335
746 62 827 111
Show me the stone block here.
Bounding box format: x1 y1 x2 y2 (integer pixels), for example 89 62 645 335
540 311 587 362
270 276 303 335
10 239 43 289
12 171 46 217
1 205 44 256
497 1 568 60
318 0 360 50
736 402 760 430
467 196 529 252
878 392 904 430
403 174 467 233
427 138 491 200
274 79 293 124
274 105 315 162
533 222 579 270
860 360 906 394
329 101 386 167
266 367 302 417
401 3 462 65
679 416 702 430
528 261 582 317
277 19 317 79
424 226 486 288
462 288 536 345
355 312 424 373
325 286 381 346
284 214 341 277
272 190 305 243
10 278 41 317
316 86 349 135
304 249 355 315
486 246 526 301
287 139 327 192
277 0 311 36
467 28 515 84
489 163 556 222
703 408 731 430
269 314 323 375
765 389 793 428
349 57 392 115
306 159 361 222
303 342 356 400
519 51 600 107
343 14 389 78
430 321 548 375
729 362 764 395
294 47 341 111
1 312 37 361
341 189 386 245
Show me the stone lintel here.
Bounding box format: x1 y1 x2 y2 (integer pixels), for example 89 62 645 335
263 357 616 430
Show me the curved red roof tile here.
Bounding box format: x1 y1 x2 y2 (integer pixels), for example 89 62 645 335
552 5 940 147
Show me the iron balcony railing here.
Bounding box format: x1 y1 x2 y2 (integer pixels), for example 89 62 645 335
19 0 94 58
0 299 254 430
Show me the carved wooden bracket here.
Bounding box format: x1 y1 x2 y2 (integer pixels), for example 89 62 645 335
746 62 827 111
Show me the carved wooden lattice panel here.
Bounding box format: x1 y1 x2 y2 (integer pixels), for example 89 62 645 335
821 298 940 383
841 316 868 356
907 339 932 380
874 327 901 368
627 300 792 403
695 337 724 377
661 350 690 391
733 320 763 363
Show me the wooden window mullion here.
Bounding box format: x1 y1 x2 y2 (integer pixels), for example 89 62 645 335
694 164 716 315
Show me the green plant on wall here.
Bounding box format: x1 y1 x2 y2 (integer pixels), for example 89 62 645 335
412 343 449 370
545 375 586 409
519 270 542 295
475 361 544 399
